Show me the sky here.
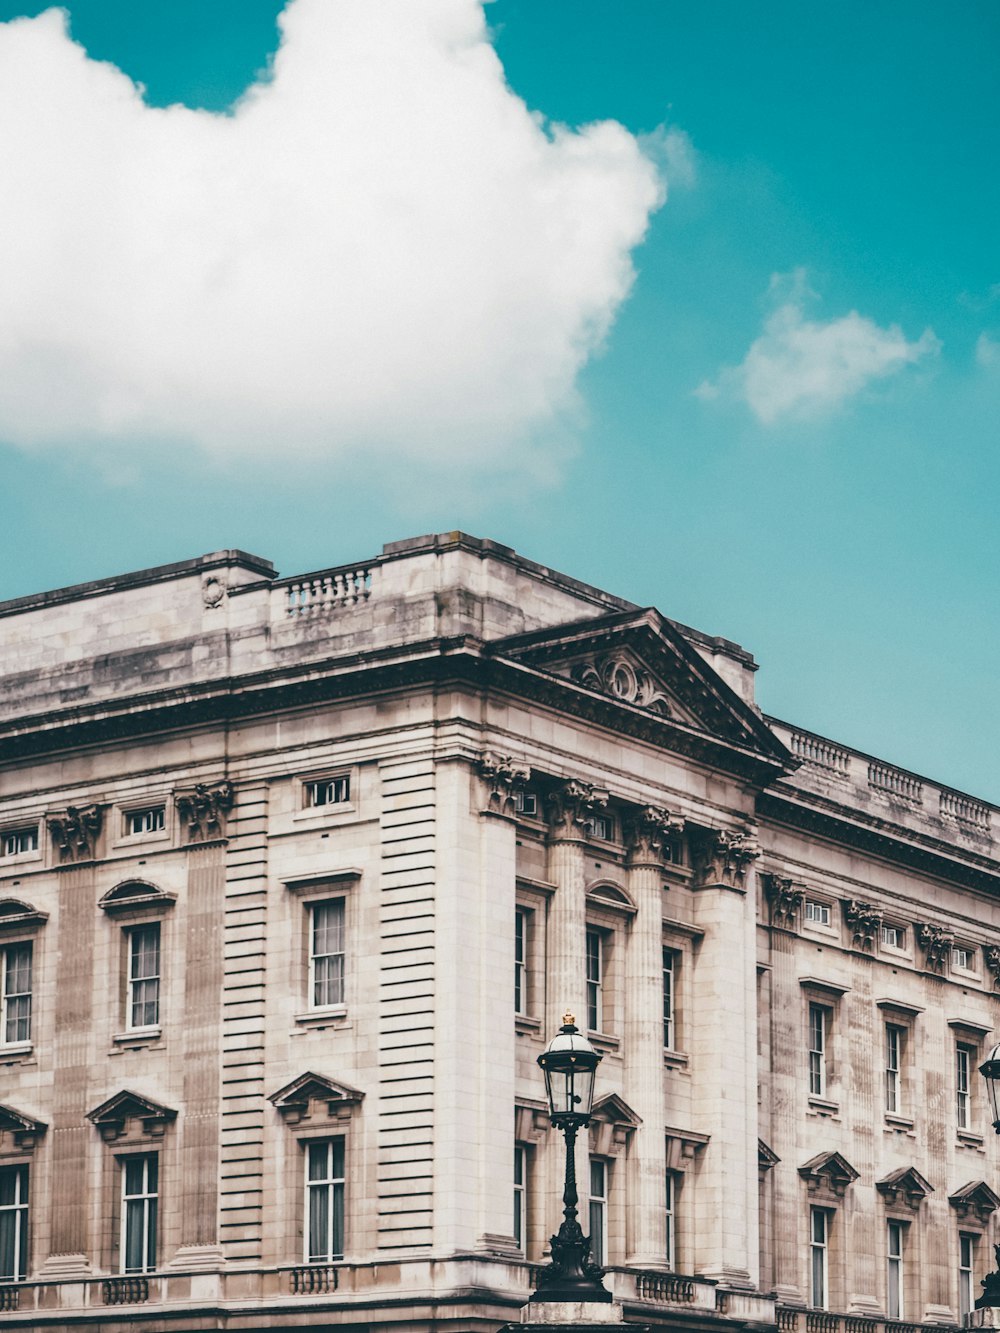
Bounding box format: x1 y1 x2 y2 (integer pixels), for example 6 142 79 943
0 0 997 800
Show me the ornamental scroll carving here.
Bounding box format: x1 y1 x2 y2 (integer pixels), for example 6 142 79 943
48 805 104 862
545 779 609 841
570 654 673 718
985 946 1000 991
918 922 954 974
764 874 803 930
624 806 683 867
477 753 530 818
843 900 883 953
691 827 759 890
175 780 234 842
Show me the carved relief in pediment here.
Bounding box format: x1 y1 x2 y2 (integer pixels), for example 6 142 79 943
570 653 675 718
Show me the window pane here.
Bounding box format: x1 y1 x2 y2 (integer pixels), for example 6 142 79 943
307 1142 329 1182
0 1211 16 1281
124 1199 144 1273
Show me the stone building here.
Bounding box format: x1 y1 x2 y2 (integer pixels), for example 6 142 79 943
0 530 998 1333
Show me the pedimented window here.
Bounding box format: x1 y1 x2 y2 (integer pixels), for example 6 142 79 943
269 1072 365 1127
98 881 176 917
0 899 48 937
87 1090 177 1144
0 1103 47 1153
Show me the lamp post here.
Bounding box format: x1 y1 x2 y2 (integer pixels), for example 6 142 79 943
534 1014 612 1304
976 1045 1000 1309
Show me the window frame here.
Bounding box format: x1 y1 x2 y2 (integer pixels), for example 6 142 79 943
662 947 677 1050
804 899 832 928
0 942 32 1047
960 1232 977 1321
586 928 603 1034
303 775 351 810
305 1137 346 1264
885 1023 905 1116
0 827 39 861
514 907 528 1017
308 899 346 1012
513 1144 527 1253
126 922 161 1032
0 1163 28 1283
886 1219 905 1319
808 1003 828 1098
665 1170 678 1270
957 1043 974 1130
124 806 166 838
120 1153 158 1275
588 1157 609 1267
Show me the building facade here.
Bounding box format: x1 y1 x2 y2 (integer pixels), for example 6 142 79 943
0 530 998 1333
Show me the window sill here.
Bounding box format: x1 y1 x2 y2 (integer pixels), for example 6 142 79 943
515 1014 542 1035
663 1048 689 1069
807 1096 840 1118
0 1042 33 1064
294 1008 349 1031
957 1128 985 1148
884 1113 915 1133
112 1028 162 1049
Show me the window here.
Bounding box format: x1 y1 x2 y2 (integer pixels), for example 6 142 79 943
514 909 527 1016
305 776 350 809
957 1044 973 1129
514 790 537 817
1 944 31 1045
126 807 164 836
665 1171 678 1269
805 900 831 926
306 1138 345 1263
589 815 612 842
513 1145 526 1251
586 929 603 1032
808 1004 827 1097
0 1165 28 1282
881 924 905 949
127 925 160 1029
309 901 345 1009
960 1233 977 1320
887 1220 904 1319
662 948 676 1049
810 1209 828 1308
885 1024 905 1114
952 945 974 971
121 1155 157 1274
0 829 37 859
588 1159 608 1266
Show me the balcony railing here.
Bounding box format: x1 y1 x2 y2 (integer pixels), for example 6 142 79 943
868 763 923 804
635 1272 696 1302
940 790 992 830
288 1265 339 1294
789 732 851 775
284 567 373 616
778 1310 953 1333
0 1285 19 1311
102 1276 149 1304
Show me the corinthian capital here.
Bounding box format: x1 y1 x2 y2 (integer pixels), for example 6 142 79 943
692 826 759 890
477 752 530 818
624 806 683 868
545 779 609 841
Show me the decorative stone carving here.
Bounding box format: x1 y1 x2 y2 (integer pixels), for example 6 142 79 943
985 945 1000 991
876 1166 933 1210
949 1180 1000 1223
691 827 759 890
843 900 883 952
758 1140 780 1175
87 1091 177 1143
268 1072 365 1125
175 780 234 842
624 805 683 867
0 1103 47 1152
201 573 226 608
764 874 804 930
918 922 954 973
570 653 673 718
545 779 609 841
477 752 530 818
47 805 103 862
798 1150 859 1200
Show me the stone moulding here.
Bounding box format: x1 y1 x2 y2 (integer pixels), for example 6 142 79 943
949 1180 1000 1222
875 1166 933 1210
268 1072 365 1125
87 1090 177 1143
0 1102 47 1151
798 1150 859 1200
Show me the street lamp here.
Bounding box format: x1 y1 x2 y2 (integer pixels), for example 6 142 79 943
976 1044 1000 1309
534 1013 612 1304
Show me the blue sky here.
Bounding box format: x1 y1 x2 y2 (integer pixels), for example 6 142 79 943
0 0 997 800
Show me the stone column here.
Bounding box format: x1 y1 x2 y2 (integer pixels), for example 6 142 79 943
689 826 760 1289
623 807 678 1268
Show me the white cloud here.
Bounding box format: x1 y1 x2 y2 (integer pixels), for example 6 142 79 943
976 332 1000 367
698 270 938 424
0 1 665 472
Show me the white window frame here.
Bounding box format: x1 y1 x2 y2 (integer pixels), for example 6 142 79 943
662 948 676 1049
810 1208 828 1309
952 945 975 972
514 908 527 1016
126 923 160 1031
586 929 603 1033
805 900 831 926
960 1233 976 1320
305 1138 345 1263
957 1044 973 1130
885 1024 904 1115
513 1144 527 1252
125 807 165 837
880 923 905 950
514 790 537 817
0 828 38 860
0 1164 28 1282
121 1154 158 1274
304 776 351 810
309 900 346 1011
808 1004 827 1097
1 943 32 1047
665 1170 677 1270
588 1158 608 1266
887 1219 904 1319
588 815 613 843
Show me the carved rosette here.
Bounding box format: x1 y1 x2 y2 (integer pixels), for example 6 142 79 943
47 805 104 862
764 874 804 930
843 900 883 953
985 945 1000 992
692 827 759 890
918 922 954 974
477 752 530 818
545 779 609 841
624 806 683 868
175 780 234 842
570 654 673 718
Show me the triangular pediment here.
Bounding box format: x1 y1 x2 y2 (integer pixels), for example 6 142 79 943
0 1102 47 1148
269 1072 365 1123
877 1166 933 1208
799 1150 859 1197
592 1093 642 1128
87 1089 177 1142
490 610 793 781
758 1139 780 1172
949 1180 1000 1221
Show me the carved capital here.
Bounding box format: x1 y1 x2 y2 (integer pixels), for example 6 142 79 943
918 922 954 973
545 779 609 841
477 752 530 818
624 806 682 868
175 780 234 843
986 946 1000 992
47 805 104 862
843 900 883 952
764 874 804 930
692 827 759 890
570 653 672 718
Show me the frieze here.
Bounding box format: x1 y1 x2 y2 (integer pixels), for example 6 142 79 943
545 779 609 841
477 752 530 818
175 780 234 842
918 922 954 973
47 804 104 862
764 874 804 929
692 827 759 890
570 653 674 718
843 900 883 953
